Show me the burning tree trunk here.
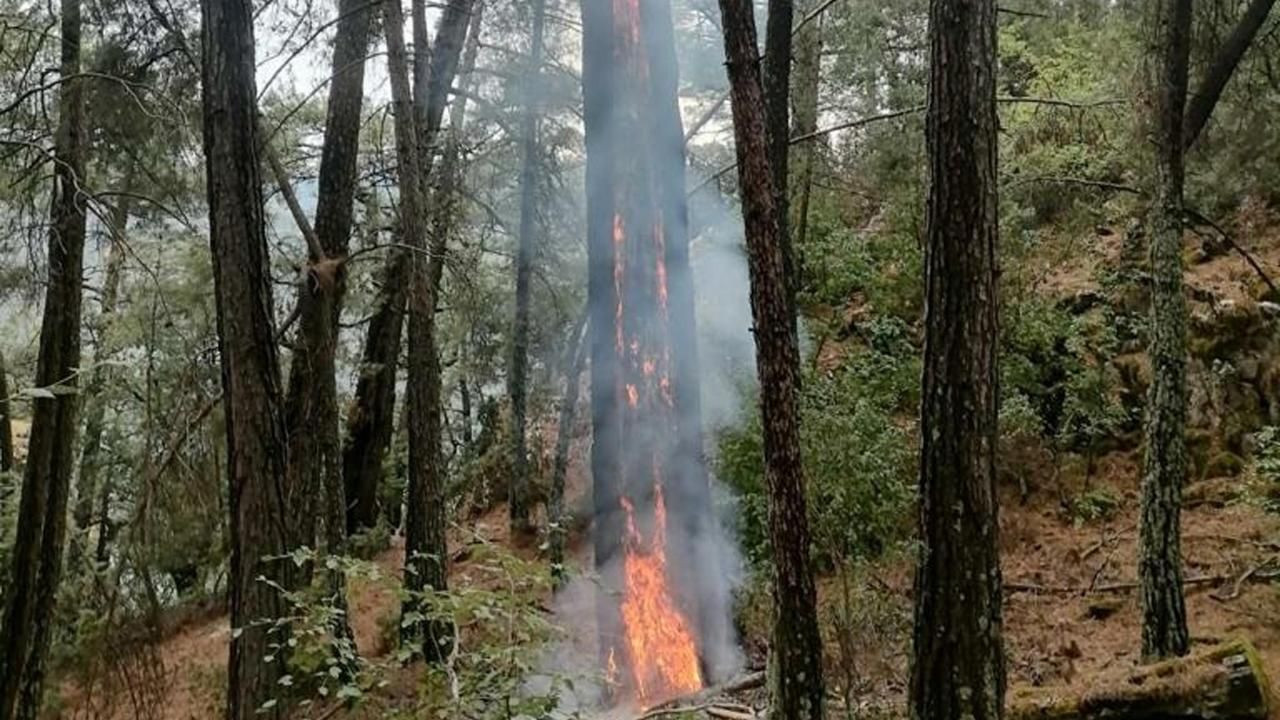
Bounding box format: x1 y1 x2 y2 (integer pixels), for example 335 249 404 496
199 0 294 715
910 0 1005 718
1139 0 1193 662
507 0 547 538
0 0 87 713
714 0 825 717
582 0 716 705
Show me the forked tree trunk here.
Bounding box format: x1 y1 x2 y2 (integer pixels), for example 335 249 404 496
382 0 474 662
911 1 1005 719
1139 0 1193 663
199 0 294 715
343 0 472 535
506 0 547 539
69 183 133 575
0 0 86 715
714 0 824 715
274 0 374 668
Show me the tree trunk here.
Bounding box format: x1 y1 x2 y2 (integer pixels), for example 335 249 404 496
0 0 86 715
0 349 13 475
506 0 546 538
431 0 484 455
1009 639 1269 720
910 1 1005 719
549 311 587 587
583 0 715 700
762 0 796 330
382 0 473 662
274 0 373 671
69 181 133 575
1182 0 1276 150
788 0 821 254
1139 0 1193 663
199 0 294 715
343 0 472 535
714 0 824 716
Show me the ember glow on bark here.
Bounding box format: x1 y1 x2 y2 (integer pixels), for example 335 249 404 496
583 0 741 706
610 207 703 704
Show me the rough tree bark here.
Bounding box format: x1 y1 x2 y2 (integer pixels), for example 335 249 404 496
1139 0 1194 663
506 0 547 539
382 0 474 662
199 0 294 714
343 0 472 535
69 183 133 575
788 0 822 254
1183 0 1276 149
714 0 824 715
0 0 86 714
762 0 796 328
271 0 373 669
909 0 1005 719
0 349 13 475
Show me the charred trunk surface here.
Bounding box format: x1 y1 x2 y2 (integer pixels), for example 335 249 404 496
0 0 87 713
1140 0 1193 663
910 1 1005 718
583 0 712 702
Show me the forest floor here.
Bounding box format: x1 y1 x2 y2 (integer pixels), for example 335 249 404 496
51 453 1280 720
52 221 1280 719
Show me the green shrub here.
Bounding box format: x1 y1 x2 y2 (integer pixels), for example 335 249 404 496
717 358 916 570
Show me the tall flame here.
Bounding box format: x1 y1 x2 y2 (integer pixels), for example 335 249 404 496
611 208 703 706
600 0 706 705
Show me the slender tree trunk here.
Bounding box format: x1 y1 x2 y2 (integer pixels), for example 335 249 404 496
432 0 484 450
343 0 472 535
0 349 13 475
1139 0 1193 663
382 0 474 661
789 0 821 254
715 0 823 715
1183 0 1276 149
506 0 546 538
68 183 133 575
0 0 86 714
549 311 587 587
910 1 1004 719
274 0 374 669
199 0 293 714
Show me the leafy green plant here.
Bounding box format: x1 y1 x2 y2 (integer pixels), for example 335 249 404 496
718 359 916 570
